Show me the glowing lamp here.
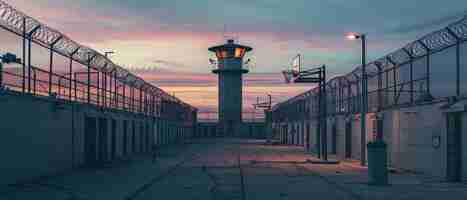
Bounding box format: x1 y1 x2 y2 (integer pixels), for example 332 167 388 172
346 33 362 40
209 39 252 60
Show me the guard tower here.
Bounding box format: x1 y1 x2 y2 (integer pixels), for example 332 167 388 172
209 39 252 137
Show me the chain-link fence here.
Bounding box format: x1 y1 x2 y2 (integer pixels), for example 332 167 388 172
272 16 467 121
0 1 197 122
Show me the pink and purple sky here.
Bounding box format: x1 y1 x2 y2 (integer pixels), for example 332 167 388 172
7 0 467 114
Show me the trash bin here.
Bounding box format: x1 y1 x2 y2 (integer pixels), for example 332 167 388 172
367 141 388 185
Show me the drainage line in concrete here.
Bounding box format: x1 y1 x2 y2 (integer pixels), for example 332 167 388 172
123 154 199 200
238 154 246 200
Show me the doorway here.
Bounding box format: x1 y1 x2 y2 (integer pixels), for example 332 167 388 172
98 118 108 163
111 119 117 160
140 122 144 153
123 120 128 156
146 123 150 153
306 123 310 150
332 122 337 154
84 117 97 166
345 120 352 159
446 112 462 182
132 121 136 154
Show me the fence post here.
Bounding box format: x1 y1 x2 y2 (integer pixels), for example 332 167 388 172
49 48 53 95
104 72 108 108
69 58 72 101
114 72 118 108
87 54 91 104
28 37 32 93
74 73 77 101
410 57 414 103
33 69 36 95
456 42 460 96
0 62 3 87
96 71 100 106
22 17 26 93
417 41 431 96
123 84 126 110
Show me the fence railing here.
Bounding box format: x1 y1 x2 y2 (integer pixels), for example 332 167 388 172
272 16 467 122
0 1 197 122
198 111 265 123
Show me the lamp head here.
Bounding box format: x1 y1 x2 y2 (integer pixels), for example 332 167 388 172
104 51 115 57
346 33 361 40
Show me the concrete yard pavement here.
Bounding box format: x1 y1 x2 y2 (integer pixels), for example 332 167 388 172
1 138 467 200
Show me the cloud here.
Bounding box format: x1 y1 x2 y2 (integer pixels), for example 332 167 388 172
388 10 467 34
6 0 467 111
153 59 192 70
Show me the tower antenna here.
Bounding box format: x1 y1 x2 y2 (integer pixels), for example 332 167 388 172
222 24 228 42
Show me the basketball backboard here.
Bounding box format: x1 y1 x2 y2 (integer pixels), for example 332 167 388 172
291 54 301 77
282 54 302 83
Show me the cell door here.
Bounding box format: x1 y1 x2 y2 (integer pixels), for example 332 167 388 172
111 119 117 160
301 124 305 146
140 123 144 153
132 121 136 153
316 125 321 156
146 123 150 153
332 122 337 154
84 117 97 166
292 125 297 145
345 121 352 159
446 113 462 182
98 118 108 163
123 120 128 156
306 123 310 150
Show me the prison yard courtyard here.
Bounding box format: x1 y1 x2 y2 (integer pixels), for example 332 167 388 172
1 138 465 200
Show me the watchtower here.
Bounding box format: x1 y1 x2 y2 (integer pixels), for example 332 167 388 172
209 39 252 136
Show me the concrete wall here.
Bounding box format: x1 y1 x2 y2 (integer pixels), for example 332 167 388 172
276 112 378 161
195 122 266 139
0 91 192 187
330 102 467 180
336 115 347 160
391 104 447 178
308 120 319 154
1 92 76 186
326 117 334 154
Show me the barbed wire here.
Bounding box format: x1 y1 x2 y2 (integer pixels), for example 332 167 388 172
273 16 467 113
0 0 196 111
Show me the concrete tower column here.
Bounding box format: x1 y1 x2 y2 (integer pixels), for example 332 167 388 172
209 39 252 137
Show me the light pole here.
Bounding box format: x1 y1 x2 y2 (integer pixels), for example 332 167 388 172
347 33 367 166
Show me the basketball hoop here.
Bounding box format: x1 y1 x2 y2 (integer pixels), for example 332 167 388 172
281 54 302 84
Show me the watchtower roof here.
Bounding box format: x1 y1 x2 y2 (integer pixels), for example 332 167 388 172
208 39 253 52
